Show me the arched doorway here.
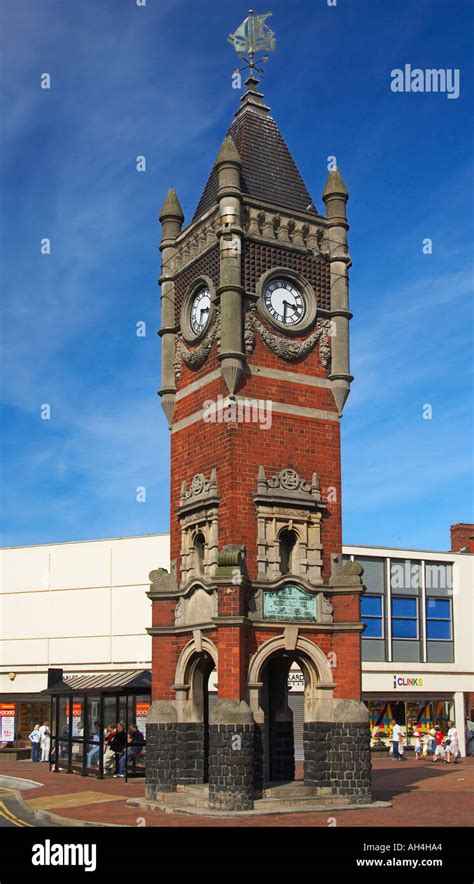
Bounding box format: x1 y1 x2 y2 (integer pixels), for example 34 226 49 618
174 638 218 784
248 635 334 788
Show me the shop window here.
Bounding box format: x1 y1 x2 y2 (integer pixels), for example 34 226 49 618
391 597 418 639
426 597 452 640
361 594 383 638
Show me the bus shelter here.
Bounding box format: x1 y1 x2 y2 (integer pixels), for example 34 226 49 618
43 670 151 781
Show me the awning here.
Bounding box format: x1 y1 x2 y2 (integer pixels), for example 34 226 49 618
41 669 151 695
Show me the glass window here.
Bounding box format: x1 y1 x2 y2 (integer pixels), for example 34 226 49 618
391 596 418 639
361 594 383 639
426 597 452 640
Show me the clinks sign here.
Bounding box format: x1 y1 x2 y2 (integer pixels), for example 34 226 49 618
393 675 424 689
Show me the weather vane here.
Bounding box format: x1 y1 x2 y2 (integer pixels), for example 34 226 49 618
228 10 276 82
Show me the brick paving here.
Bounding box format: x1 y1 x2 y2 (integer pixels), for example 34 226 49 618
1 756 473 827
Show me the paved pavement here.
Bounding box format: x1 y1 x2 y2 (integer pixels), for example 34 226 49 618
0 756 473 827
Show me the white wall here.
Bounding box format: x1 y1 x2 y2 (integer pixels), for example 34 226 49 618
0 534 169 695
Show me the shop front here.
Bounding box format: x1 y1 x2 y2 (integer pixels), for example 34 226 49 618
362 669 470 755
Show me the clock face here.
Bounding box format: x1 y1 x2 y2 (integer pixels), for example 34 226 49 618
263 278 306 326
190 287 211 335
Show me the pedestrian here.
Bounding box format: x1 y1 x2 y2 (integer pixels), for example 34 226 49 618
445 721 459 764
413 730 422 761
114 724 145 778
28 724 41 762
107 722 126 776
398 727 406 760
391 719 401 760
432 725 445 763
39 720 50 762
429 726 437 755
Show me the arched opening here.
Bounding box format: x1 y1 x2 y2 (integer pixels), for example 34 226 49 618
279 529 297 575
194 532 205 575
248 636 334 790
185 651 215 783
260 653 307 783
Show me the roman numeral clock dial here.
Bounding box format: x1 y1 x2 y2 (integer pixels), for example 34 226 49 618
263 278 306 326
190 287 211 335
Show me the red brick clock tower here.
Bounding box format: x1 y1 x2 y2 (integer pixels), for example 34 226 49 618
146 71 371 810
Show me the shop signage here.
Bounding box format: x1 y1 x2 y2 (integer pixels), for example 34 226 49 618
393 675 424 689
288 670 304 692
263 584 316 621
65 702 83 726
0 703 16 742
136 702 151 738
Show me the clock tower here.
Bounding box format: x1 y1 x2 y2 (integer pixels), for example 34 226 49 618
146 52 371 811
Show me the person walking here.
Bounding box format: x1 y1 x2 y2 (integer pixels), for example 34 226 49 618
429 726 437 755
446 721 459 764
28 724 41 762
432 725 445 763
391 719 401 760
39 720 50 762
413 730 422 761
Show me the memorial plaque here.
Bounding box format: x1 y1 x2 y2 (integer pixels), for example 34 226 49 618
263 584 316 621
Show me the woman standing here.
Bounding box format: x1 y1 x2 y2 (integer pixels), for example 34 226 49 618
39 720 50 762
28 724 41 762
446 720 459 764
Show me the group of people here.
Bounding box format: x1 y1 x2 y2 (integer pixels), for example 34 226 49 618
31 719 145 777
88 722 145 777
28 721 50 762
391 719 460 762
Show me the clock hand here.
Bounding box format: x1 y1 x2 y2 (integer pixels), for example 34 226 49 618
199 306 209 324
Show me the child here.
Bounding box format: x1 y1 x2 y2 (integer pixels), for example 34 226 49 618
414 730 422 761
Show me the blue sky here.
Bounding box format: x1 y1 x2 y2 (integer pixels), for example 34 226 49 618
0 0 472 551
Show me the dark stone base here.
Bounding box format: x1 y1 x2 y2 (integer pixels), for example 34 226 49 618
176 722 205 786
304 721 372 802
145 722 177 798
270 720 295 782
208 723 254 811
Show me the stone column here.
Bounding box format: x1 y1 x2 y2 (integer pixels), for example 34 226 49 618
215 136 244 395
322 169 353 416
208 700 255 811
304 699 372 804
145 701 178 798
158 188 184 429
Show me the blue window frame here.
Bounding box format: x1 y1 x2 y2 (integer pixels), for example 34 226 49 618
391 596 418 639
426 598 452 641
361 594 383 639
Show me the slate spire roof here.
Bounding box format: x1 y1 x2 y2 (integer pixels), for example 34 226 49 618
192 76 317 222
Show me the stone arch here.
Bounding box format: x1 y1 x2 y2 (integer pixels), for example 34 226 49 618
247 634 334 724
174 635 218 723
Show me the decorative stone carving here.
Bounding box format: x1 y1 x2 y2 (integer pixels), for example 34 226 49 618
329 555 364 587
254 466 326 585
148 564 178 595
177 470 220 588
247 309 331 366
174 309 220 380
175 586 218 627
